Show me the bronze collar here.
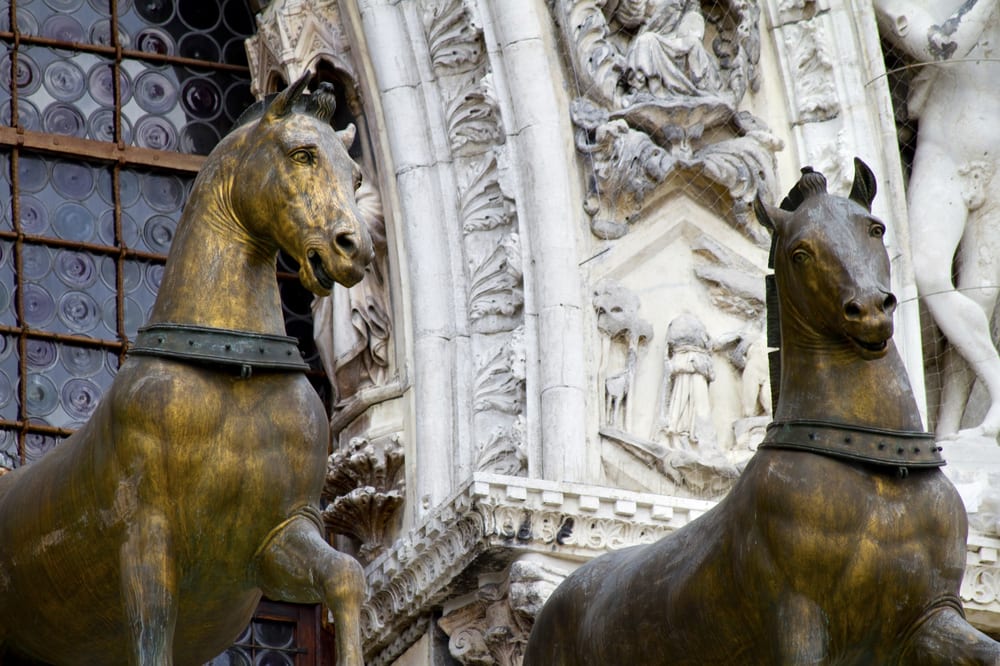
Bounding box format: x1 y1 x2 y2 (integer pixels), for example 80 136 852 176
760 419 944 471
130 323 310 377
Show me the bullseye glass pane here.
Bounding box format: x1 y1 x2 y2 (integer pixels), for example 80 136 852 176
0 428 17 470
0 336 17 423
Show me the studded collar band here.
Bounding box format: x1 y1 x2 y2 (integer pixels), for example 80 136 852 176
760 419 944 470
130 323 310 377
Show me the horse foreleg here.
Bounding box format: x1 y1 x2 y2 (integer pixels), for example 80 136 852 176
120 510 177 665
256 513 366 666
899 606 1000 665
772 593 829 664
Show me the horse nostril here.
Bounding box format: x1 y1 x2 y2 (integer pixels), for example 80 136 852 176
335 231 357 257
883 293 897 313
844 301 863 319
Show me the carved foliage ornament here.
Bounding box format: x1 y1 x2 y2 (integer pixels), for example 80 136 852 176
554 0 781 240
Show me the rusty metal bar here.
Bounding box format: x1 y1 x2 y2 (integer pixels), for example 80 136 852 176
0 127 205 173
0 230 170 262
0 325 126 351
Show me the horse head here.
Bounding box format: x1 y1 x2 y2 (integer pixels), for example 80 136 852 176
755 158 897 359
220 71 374 294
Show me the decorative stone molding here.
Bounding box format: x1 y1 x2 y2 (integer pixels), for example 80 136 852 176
554 0 781 240
473 329 527 475
419 0 528 478
438 559 569 666
246 0 356 96
361 472 714 663
359 473 1000 662
323 433 405 563
781 17 838 124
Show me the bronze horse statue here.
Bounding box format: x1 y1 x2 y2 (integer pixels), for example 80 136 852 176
523 160 1000 665
0 72 373 665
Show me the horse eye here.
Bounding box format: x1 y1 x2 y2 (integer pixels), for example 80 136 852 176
290 148 315 165
353 171 362 190
870 224 885 239
791 249 811 264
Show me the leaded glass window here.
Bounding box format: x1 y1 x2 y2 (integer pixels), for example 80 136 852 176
0 0 256 466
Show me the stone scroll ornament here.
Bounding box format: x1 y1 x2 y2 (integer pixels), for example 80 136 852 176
522 160 1000 664
554 0 783 240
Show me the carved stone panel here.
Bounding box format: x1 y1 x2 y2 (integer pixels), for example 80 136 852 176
553 0 782 239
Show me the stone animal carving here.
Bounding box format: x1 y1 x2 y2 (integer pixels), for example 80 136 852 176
523 160 1000 665
0 72 373 665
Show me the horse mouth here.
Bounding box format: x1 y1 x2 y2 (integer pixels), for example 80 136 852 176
308 250 335 291
848 335 888 357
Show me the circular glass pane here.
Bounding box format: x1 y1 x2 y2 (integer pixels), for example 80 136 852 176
143 215 175 254
22 244 53 280
55 250 98 288
88 63 131 106
19 196 49 235
141 174 185 213
178 33 221 63
26 339 58 370
52 202 96 242
22 283 56 327
62 345 104 377
1 100 42 132
51 161 95 199
61 377 102 420
59 291 101 333
98 210 141 248
25 374 58 416
25 433 57 463
18 156 49 193
134 115 178 151
252 621 294 648
43 60 86 102
0 53 42 95
43 103 86 137
41 14 85 43
88 109 133 144
178 0 220 30
134 28 175 56
44 0 85 11
134 70 178 114
179 122 220 155
136 0 174 24
181 77 222 120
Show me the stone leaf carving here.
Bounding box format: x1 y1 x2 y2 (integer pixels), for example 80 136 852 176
783 17 838 123
555 0 780 239
448 78 505 157
323 433 405 563
468 234 524 326
461 153 516 232
473 328 527 415
475 417 527 476
423 0 484 73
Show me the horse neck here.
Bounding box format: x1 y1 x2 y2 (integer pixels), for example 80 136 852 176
146 178 285 335
774 327 924 432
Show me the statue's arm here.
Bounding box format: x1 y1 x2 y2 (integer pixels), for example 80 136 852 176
874 0 997 61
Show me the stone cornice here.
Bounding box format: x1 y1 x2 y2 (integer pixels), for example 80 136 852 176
361 472 714 662
361 472 1000 662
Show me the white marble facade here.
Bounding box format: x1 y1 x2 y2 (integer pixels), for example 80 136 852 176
246 0 1000 662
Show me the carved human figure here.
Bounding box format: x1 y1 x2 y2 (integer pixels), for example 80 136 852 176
313 176 391 405
651 313 718 452
874 0 1000 440
618 0 724 99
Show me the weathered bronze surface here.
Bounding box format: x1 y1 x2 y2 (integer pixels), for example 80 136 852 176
523 160 1000 665
0 72 373 665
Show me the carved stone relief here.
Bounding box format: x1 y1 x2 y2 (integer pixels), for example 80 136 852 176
420 0 527 476
323 433 405 563
438 559 568 666
553 0 782 240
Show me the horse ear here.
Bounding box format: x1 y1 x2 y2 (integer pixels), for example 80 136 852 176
261 70 312 124
754 194 789 234
849 157 877 211
337 123 357 151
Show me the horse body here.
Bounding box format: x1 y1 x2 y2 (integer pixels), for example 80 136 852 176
0 73 373 665
523 160 1000 665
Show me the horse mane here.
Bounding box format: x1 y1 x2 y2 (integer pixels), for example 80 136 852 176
230 81 339 133
779 167 828 212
